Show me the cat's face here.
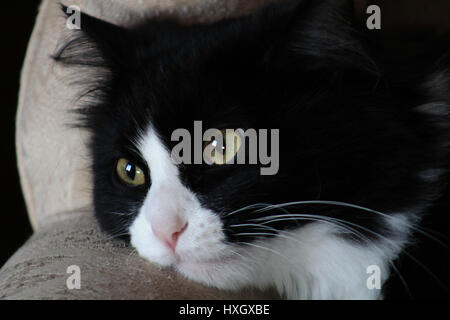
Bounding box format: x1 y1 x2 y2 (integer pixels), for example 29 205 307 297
56 0 449 298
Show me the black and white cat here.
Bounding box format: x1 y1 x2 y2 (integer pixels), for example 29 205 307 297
54 0 450 299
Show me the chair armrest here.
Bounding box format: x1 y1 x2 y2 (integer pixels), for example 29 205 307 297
0 211 277 299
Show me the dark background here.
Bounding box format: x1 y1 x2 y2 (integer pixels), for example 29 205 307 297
0 0 449 299
0 2 38 267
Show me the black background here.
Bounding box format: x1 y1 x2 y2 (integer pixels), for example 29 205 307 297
0 2 38 267
0 0 449 300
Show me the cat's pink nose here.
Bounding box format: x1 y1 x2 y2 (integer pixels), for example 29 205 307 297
151 215 188 251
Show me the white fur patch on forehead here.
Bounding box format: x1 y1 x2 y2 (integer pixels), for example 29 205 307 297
134 127 179 184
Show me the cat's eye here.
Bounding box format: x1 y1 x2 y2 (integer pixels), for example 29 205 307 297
116 158 146 186
203 129 242 165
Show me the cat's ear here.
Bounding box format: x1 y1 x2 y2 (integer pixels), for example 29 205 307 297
53 4 132 70
266 0 379 76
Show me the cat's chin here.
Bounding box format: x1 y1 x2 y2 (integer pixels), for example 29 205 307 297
136 247 239 271
132 247 250 291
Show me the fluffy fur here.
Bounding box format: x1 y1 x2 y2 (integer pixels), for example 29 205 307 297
54 0 450 299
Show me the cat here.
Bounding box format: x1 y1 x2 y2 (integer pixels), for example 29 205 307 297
54 0 450 299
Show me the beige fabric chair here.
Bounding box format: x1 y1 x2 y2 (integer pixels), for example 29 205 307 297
0 0 279 300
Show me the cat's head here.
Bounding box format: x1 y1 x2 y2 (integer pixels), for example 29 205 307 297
55 0 450 296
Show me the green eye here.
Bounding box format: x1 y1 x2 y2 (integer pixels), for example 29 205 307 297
116 158 146 186
204 129 242 165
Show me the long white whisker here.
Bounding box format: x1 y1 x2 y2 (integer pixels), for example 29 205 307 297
103 231 130 241
254 200 450 251
109 211 134 216
250 214 369 241
229 223 282 230
233 232 304 246
224 203 275 217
